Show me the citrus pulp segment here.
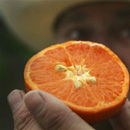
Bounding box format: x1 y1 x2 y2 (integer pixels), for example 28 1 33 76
24 41 129 123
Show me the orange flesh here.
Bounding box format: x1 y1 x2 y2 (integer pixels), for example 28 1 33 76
28 41 125 108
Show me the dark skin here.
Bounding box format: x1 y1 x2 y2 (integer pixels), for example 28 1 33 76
55 2 130 73
8 2 130 130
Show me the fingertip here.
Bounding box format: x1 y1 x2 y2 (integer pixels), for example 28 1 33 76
24 90 45 115
7 89 25 112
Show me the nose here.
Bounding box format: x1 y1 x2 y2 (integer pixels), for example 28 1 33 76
91 32 110 47
88 21 110 47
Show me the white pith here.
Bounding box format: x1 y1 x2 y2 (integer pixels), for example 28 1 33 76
55 64 96 88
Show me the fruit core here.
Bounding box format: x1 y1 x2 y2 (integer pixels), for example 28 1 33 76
55 64 96 89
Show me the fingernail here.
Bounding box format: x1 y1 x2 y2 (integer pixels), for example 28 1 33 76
7 90 24 112
24 90 44 115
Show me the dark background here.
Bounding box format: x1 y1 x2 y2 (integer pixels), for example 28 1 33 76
0 17 35 130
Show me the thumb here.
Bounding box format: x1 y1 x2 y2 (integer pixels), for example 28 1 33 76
24 90 94 130
7 90 42 130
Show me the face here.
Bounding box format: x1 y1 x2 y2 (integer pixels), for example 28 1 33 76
55 2 130 72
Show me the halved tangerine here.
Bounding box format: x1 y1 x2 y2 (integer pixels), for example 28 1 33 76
24 41 129 124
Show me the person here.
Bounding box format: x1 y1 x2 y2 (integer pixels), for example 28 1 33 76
6 0 130 129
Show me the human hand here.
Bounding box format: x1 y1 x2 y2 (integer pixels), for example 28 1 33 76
7 90 130 130
7 90 94 130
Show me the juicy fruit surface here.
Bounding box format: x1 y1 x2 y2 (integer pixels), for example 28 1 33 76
25 41 129 108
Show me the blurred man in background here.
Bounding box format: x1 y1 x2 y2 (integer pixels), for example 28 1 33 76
1 0 130 129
